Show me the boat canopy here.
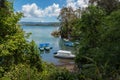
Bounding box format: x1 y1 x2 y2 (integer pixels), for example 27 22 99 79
44 43 49 47
39 43 50 48
64 41 74 47
57 50 71 54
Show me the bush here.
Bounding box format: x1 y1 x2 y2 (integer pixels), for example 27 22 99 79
51 30 60 37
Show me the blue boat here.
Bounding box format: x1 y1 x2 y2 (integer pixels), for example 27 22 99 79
44 43 49 47
39 43 52 51
39 43 45 51
64 41 74 47
44 43 51 50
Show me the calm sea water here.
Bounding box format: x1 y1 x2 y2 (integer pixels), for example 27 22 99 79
22 26 74 65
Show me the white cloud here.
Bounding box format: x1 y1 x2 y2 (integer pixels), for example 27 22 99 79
44 3 61 17
66 0 76 9
66 0 89 10
22 3 60 18
21 0 89 22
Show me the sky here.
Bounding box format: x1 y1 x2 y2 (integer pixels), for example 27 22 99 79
13 0 88 22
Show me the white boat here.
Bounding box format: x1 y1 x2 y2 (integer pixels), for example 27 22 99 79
39 47 44 51
54 50 75 59
44 46 51 50
63 38 69 42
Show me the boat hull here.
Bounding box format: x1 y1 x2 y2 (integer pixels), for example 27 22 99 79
39 48 44 51
44 47 50 51
64 42 74 47
54 50 75 59
54 55 75 59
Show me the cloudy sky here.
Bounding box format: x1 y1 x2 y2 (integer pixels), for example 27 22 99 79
14 0 88 22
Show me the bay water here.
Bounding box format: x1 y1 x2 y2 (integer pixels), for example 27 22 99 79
22 26 74 65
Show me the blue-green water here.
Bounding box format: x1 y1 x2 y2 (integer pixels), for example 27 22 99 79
22 26 74 65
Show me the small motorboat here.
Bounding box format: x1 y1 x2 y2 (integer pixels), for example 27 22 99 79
44 46 50 50
39 44 45 51
39 43 52 51
64 41 74 47
39 47 44 51
54 50 75 59
63 38 69 42
44 43 52 51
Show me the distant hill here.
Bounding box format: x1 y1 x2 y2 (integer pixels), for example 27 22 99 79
19 22 60 26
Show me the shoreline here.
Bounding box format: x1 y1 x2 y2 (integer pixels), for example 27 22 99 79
55 63 77 72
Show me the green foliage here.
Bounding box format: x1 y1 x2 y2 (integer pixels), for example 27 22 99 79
51 30 60 37
40 63 79 80
99 0 120 14
74 4 120 80
69 19 82 40
26 41 43 71
0 1 77 80
1 0 119 80
49 69 76 80
58 0 120 79
75 5 105 58
0 9 23 41
58 7 77 39
100 9 120 70
1 64 41 80
0 0 43 78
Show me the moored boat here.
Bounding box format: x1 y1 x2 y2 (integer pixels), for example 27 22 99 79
39 43 45 51
44 46 51 50
39 43 52 51
64 41 74 47
39 47 44 51
54 50 75 59
44 43 51 50
63 38 69 42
